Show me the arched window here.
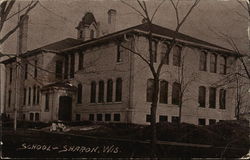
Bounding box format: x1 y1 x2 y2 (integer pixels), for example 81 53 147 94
77 83 83 104
90 81 96 103
107 79 113 102
172 82 181 105
98 81 104 103
198 86 206 107
30 113 34 121
199 51 207 71
220 56 227 74
36 86 40 104
115 78 122 102
28 87 31 105
33 85 36 105
146 79 154 102
35 113 39 121
23 88 26 105
219 89 226 109
151 41 157 63
210 54 217 73
90 30 94 39
159 80 168 104
173 45 182 66
161 44 169 64
209 87 216 108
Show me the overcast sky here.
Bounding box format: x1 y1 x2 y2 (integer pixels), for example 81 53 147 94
2 0 249 54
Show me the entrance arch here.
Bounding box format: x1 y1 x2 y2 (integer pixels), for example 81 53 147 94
58 96 72 121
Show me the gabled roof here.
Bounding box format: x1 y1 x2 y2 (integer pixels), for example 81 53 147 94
2 22 238 64
1 38 83 64
61 23 235 54
134 23 231 51
31 38 83 53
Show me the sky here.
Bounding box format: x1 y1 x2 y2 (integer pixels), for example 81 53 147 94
1 0 249 55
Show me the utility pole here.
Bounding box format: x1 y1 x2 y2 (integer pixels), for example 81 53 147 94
14 3 21 131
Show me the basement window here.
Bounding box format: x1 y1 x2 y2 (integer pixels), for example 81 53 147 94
114 114 120 121
198 118 206 126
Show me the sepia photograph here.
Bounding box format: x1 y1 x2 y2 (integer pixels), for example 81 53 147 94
0 0 250 158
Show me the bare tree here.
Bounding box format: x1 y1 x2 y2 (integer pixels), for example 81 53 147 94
0 0 38 45
175 54 198 123
120 0 200 156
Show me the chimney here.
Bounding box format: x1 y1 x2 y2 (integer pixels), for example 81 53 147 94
108 9 116 33
18 15 29 54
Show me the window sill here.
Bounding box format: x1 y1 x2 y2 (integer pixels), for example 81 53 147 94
89 102 122 105
209 107 216 109
44 109 49 112
198 106 206 108
116 61 124 65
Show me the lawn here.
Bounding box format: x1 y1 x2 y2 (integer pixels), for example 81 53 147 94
2 120 249 158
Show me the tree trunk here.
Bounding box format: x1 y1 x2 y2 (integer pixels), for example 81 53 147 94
178 102 182 124
150 77 160 157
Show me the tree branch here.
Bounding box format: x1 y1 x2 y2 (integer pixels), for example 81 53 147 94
0 0 38 45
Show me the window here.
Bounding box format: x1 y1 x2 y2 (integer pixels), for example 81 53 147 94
8 90 11 107
105 114 111 121
89 114 94 121
114 114 120 121
115 78 122 102
159 115 168 122
97 114 102 121
220 56 227 74
55 60 63 79
70 54 75 78
30 113 34 121
90 30 94 39
79 30 83 39
64 55 69 79
173 45 182 66
172 116 179 123
198 118 206 125
78 52 84 70
28 87 31 105
77 84 82 104
36 86 40 104
23 88 26 105
22 114 26 120
198 86 206 107
9 67 12 83
117 44 124 62
33 85 36 105
199 51 207 71
160 44 169 64
146 114 151 122
219 89 226 109
45 93 49 111
172 82 181 105
25 63 28 79
209 119 216 125
90 81 96 103
151 41 157 63
146 79 154 102
34 60 37 78
210 54 217 73
209 87 216 108
76 114 81 121
35 113 39 121
107 79 113 102
159 80 168 104
98 81 104 103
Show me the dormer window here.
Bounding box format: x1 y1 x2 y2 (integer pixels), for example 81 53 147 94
79 30 83 39
90 30 94 39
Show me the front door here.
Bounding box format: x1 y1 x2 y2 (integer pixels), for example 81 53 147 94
58 96 72 121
